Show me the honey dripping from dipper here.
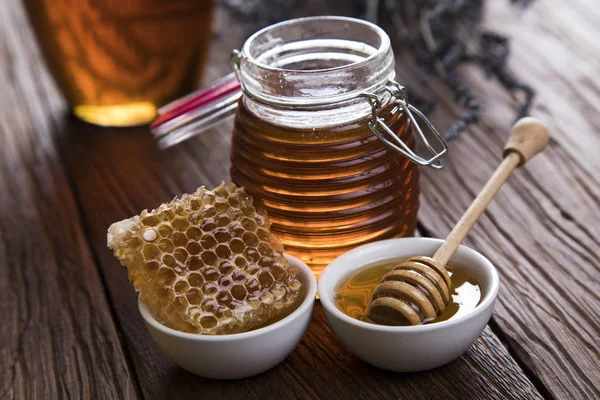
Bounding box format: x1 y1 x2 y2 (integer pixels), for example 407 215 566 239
333 259 481 325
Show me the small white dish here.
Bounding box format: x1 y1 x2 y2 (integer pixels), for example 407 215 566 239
318 238 500 372
139 254 317 379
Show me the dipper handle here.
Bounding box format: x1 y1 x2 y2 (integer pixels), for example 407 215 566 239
503 117 550 167
432 117 550 266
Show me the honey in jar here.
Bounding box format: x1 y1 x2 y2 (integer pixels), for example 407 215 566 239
151 17 448 279
230 17 449 278
24 0 214 126
334 259 482 324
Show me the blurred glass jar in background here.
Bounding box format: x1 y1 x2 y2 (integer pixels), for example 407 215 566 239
24 0 214 127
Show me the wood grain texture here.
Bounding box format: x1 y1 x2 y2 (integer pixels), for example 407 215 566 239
0 1 139 399
1 0 597 398
48 6 538 399
59 118 541 400
401 1 600 398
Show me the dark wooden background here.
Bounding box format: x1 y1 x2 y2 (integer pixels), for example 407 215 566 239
1 0 599 399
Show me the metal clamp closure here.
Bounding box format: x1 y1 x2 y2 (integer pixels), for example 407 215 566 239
362 81 448 169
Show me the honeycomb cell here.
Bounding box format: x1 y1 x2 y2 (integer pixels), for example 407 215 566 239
241 218 257 231
158 238 174 253
228 196 240 208
200 218 217 232
241 203 254 217
227 208 243 221
245 278 260 295
258 271 274 289
215 200 229 213
229 223 245 238
142 215 159 226
157 224 173 238
144 261 160 273
186 288 203 305
186 226 202 241
202 206 217 219
232 274 247 290
172 232 188 247
142 244 161 261
231 285 247 301
214 230 231 243
189 198 202 211
233 256 247 269
215 244 232 259
201 251 218 266
218 260 235 275
202 193 215 205
256 228 269 241
162 254 177 268
216 291 233 307
172 217 190 232
186 241 202 255
271 265 285 281
200 234 217 249
173 295 188 310
201 298 218 313
188 211 202 225
188 256 202 271
258 242 273 257
174 280 189 294
203 267 219 282
242 232 259 248
245 264 260 276
107 182 301 335
218 275 233 290
158 209 175 222
173 248 189 263
188 273 204 287
229 238 244 254
247 249 262 263
200 316 218 329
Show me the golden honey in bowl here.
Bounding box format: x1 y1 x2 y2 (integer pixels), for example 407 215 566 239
334 259 481 325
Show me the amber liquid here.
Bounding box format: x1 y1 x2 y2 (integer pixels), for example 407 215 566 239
334 259 482 324
231 102 420 278
24 0 213 126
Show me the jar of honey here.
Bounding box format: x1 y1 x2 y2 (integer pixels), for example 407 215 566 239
152 17 448 278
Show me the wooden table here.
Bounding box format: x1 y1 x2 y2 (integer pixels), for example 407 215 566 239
1 0 599 399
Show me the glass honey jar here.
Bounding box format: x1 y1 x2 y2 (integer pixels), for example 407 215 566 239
25 0 214 127
152 17 448 279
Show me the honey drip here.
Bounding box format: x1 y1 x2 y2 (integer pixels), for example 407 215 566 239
334 259 481 324
107 182 302 335
231 102 420 278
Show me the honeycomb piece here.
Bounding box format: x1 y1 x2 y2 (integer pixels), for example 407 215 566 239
107 182 302 335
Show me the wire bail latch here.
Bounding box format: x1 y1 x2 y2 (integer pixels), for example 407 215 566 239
363 80 448 169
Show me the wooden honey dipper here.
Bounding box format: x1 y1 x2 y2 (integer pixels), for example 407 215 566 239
367 117 550 326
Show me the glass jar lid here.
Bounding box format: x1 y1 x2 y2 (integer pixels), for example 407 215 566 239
151 16 448 168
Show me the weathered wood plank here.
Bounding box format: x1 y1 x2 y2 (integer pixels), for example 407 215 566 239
398 1 600 398
60 117 542 400
3 0 592 398
53 3 542 396
0 1 139 399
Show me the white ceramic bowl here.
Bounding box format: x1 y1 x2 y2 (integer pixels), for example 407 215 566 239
318 238 500 372
139 254 317 379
